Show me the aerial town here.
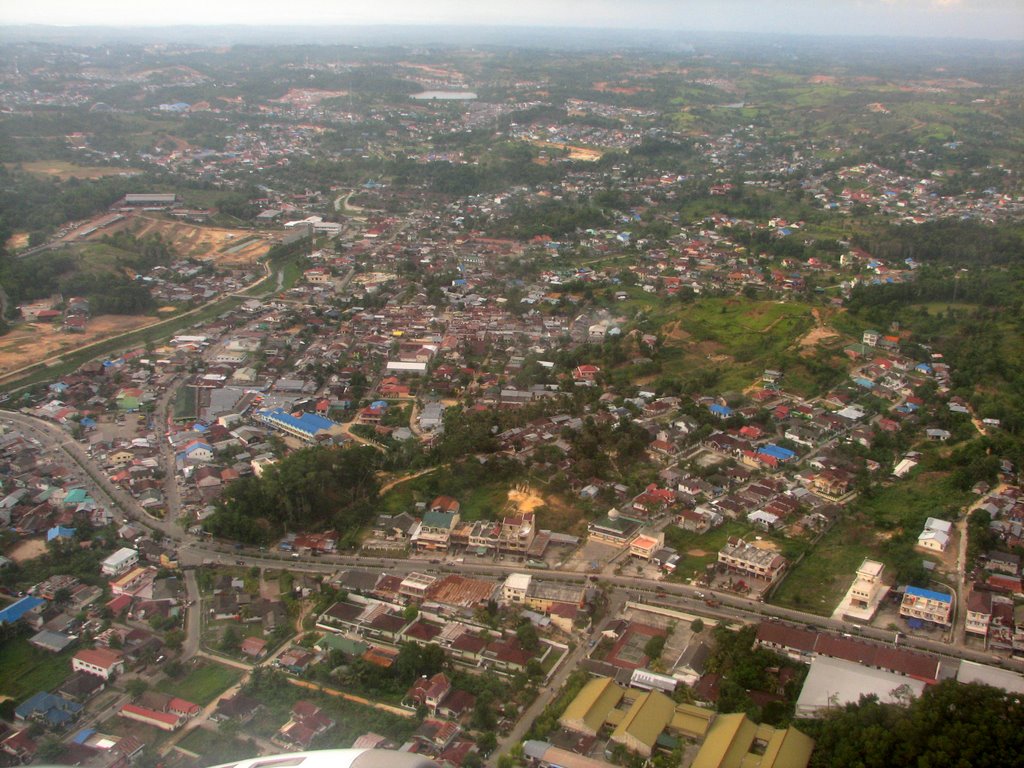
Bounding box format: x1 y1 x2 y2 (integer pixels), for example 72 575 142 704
0 20 1023 768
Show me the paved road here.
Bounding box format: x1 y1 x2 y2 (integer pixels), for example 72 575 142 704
183 570 202 660
152 375 185 526
3 408 1019 763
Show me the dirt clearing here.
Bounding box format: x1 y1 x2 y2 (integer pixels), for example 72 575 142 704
0 315 156 378
99 216 272 266
8 538 46 563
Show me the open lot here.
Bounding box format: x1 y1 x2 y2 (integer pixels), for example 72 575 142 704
5 161 143 180
0 315 155 379
156 663 243 705
97 215 272 266
0 637 77 701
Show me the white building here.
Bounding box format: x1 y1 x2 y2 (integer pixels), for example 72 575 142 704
837 559 890 622
917 517 952 552
501 573 532 604
796 656 924 717
100 547 139 577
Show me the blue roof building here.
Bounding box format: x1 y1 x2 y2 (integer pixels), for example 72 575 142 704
758 444 797 462
708 404 733 419
0 595 45 625
15 691 83 728
47 526 76 542
254 408 340 444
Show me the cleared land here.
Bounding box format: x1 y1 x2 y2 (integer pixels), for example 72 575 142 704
98 216 272 266
0 315 154 378
5 161 143 180
156 663 242 705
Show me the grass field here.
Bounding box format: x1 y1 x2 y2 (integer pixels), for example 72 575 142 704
855 471 970 532
771 517 876 615
0 638 77 701
156 663 242 705
7 160 143 180
663 520 756 582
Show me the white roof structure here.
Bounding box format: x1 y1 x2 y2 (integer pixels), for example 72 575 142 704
504 573 532 592
956 660 1024 694
796 656 925 718
923 517 952 534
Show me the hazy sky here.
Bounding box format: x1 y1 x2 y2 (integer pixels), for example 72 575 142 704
2 0 1022 41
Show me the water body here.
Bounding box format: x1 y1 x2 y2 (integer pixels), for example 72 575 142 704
410 91 478 100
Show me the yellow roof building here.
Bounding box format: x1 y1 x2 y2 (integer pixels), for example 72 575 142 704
692 713 814 768
559 678 625 737
609 690 677 757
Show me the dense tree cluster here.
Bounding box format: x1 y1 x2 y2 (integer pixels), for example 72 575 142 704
804 680 1024 768
206 445 381 546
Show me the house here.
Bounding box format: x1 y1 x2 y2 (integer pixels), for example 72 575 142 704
917 517 952 552
241 636 268 659
572 365 601 382
406 672 451 714
900 586 953 627
0 729 37 763
838 559 890 622
965 590 993 637
72 648 125 680
213 693 261 723
718 538 787 583
629 532 664 560
413 500 460 552
119 703 183 732
275 700 336 751
15 692 83 730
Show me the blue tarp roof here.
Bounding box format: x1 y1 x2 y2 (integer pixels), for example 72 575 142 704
905 586 952 604
0 595 45 624
853 377 875 389
709 404 732 416
47 526 76 541
758 444 797 461
72 729 96 745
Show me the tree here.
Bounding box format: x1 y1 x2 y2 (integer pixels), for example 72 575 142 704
477 731 498 757
691 618 705 633
165 629 185 650
516 620 540 652
36 737 65 762
644 634 666 660
220 625 242 654
806 681 1024 768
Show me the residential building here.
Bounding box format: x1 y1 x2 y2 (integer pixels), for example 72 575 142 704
899 586 953 627
965 590 993 637
837 559 890 622
717 538 787 583
101 547 139 577
917 517 952 553
72 648 125 680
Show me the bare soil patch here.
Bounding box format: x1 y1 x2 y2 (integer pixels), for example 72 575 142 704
100 216 271 266
0 315 155 377
6 161 143 181
8 537 46 563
